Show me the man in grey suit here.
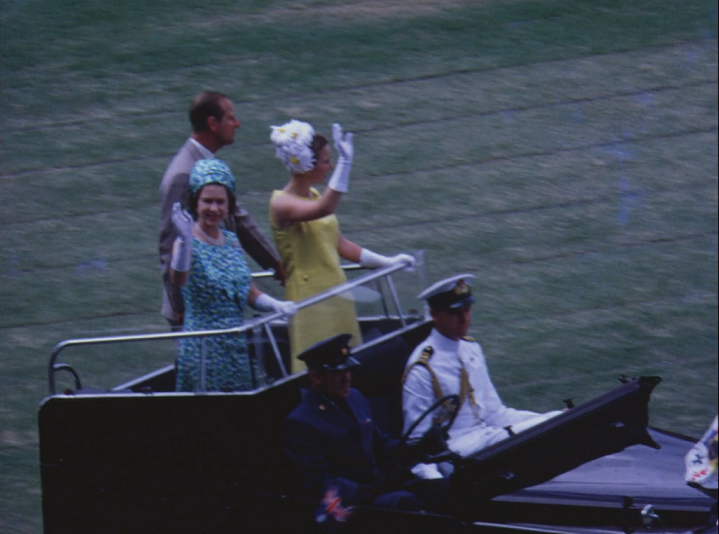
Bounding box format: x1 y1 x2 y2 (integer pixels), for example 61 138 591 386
159 91 284 329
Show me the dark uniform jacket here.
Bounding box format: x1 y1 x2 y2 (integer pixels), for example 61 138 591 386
284 388 398 504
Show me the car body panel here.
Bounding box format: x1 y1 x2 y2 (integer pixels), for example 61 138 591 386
38 268 716 533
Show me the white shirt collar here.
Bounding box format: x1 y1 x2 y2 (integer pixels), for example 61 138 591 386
189 137 215 159
429 328 460 352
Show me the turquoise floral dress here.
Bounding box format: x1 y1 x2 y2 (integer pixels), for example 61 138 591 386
176 230 254 392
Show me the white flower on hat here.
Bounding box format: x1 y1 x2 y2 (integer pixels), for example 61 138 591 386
270 120 316 173
271 119 314 146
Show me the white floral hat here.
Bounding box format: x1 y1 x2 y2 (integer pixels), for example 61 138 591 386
270 119 316 174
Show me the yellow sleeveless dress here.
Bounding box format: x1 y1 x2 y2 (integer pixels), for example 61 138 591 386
270 189 363 372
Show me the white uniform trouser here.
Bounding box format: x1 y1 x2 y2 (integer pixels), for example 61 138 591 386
450 411 562 457
413 411 563 479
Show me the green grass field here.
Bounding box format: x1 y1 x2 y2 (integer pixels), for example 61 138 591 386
1 0 717 531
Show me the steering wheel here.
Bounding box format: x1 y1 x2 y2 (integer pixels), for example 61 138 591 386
398 394 461 453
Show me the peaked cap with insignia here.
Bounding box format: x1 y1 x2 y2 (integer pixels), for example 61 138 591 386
297 333 360 370
418 274 476 311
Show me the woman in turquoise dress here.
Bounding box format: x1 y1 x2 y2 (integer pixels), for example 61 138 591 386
169 159 297 392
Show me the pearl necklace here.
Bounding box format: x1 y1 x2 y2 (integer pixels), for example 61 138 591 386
194 222 225 246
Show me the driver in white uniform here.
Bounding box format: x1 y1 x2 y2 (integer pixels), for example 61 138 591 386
402 274 562 479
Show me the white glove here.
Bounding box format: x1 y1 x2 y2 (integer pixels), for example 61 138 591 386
170 203 194 272
333 123 354 162
171 237 191 272
172 202 194 242
359 249 415 271
253 293 298 319
327 123 353 193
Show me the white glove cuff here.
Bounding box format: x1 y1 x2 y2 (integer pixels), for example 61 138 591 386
253 293 280 312
327 156 351 193
171 237 191 272
359 248 389 269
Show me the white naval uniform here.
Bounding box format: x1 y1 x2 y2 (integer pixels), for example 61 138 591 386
402 328 561 479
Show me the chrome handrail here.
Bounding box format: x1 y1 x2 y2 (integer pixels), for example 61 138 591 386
48 261 414 395
250 262 363 280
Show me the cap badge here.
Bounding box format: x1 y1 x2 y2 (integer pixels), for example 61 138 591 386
454 280 469 295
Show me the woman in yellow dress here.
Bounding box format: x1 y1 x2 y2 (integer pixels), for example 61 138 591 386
269 120 414 373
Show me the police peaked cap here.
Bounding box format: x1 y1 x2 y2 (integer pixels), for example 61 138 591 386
297 333 360 370
418 274 476 311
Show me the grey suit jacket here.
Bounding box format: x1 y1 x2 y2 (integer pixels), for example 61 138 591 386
158 139 279 319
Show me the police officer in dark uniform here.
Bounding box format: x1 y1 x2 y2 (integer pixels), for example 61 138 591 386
284 334 448 516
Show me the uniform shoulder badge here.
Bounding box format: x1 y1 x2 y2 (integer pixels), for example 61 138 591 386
418 345 434 363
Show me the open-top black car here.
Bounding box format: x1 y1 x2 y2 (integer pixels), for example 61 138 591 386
39 264 717 533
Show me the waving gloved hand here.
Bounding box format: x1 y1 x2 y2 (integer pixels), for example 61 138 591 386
171 202 194 272
359 249 415 272
333 123 354 162
172 202 194 241
327 123 354 193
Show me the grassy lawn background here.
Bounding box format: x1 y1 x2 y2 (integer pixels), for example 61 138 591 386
1 0 717 532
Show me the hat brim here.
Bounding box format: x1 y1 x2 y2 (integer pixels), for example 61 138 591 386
320 355 361 370
446 295 476 310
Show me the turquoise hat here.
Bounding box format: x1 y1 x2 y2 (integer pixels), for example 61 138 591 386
189 158 235 194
